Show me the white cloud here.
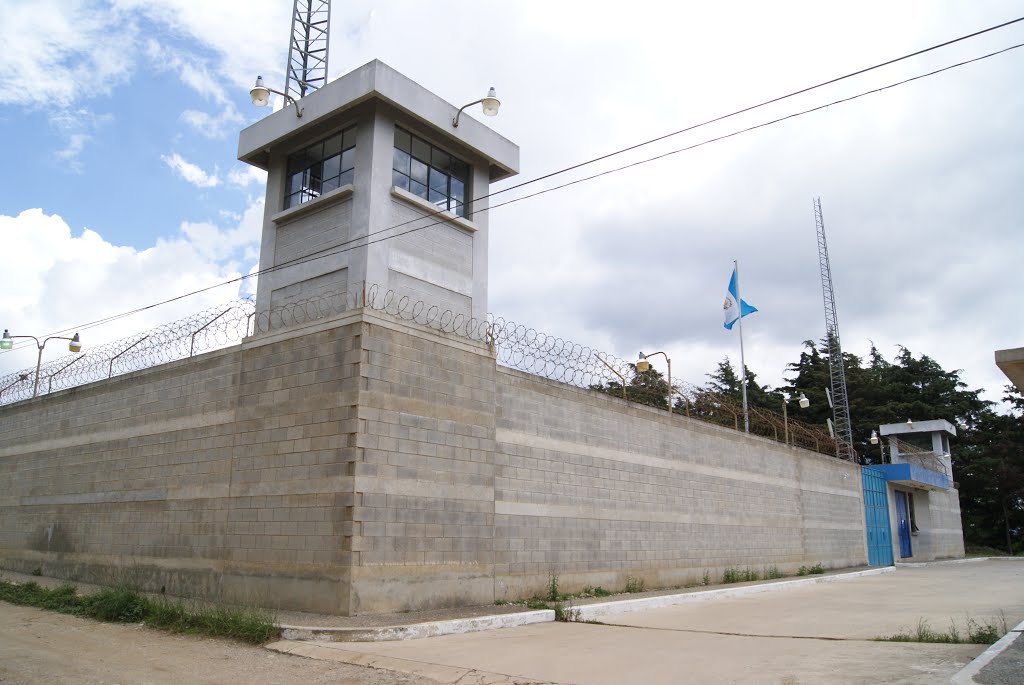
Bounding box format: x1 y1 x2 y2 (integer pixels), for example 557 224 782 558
47 108 113 171
0 207 261 378
161 153 220 188
227 165 268 188
180 105 246 139
0 0 136 108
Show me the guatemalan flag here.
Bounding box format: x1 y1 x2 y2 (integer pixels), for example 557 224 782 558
723 267 758 330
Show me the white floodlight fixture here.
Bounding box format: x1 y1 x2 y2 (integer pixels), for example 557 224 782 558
453 87 502 127
481 87 500 116
68 333 82 353
249 76 302 117
870 430 879 445
798 392 810 409
250 76 271 106
635 352 651 373
0 329 12 350
906 418 914 429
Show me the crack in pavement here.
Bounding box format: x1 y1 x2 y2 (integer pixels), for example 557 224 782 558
579 620 883 642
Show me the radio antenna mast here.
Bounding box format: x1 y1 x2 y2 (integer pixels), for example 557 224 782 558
285 0 331 102
814 197 857 462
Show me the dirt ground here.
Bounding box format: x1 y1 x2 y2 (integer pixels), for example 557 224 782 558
0 602 438 685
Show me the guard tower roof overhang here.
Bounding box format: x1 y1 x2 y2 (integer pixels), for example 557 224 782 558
879 419 956 438
996 347 1024 392
238 59 520 182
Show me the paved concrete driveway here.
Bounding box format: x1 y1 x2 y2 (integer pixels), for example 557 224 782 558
274 560 1024 685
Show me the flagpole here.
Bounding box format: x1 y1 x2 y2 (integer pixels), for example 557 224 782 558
734 259 750 433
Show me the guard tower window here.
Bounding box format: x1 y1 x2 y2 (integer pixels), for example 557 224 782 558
284 126 356 209
392 127 468 217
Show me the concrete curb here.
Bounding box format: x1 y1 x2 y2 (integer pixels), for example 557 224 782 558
950 618 1024 685
574 567 895 621
279 609 555 642
897 556 1024 567
278 566 898 642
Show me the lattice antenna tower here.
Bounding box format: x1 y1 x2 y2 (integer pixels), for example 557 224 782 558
284 0 331 102
814 197 857 462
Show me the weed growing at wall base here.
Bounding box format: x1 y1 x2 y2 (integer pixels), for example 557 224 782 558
875 615 1008 645
722 567 760 584
0 580 278 644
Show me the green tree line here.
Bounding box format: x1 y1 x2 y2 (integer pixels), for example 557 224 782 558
592 340 1024 554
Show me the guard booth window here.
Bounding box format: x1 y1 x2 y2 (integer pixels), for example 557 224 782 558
392 127 468 217
284 126 357 209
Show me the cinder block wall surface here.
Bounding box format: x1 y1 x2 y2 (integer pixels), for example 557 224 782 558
2 312 887 615
924 489 967 559
0 319 362 614
493 368 867 598
347 317 497 614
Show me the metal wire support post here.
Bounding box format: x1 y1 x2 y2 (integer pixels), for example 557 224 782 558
190 310 231 357
0 373 30 398
285 0 331 102
48 356 84 394
813 198 856 462
109 336 149 378
594 354 628 399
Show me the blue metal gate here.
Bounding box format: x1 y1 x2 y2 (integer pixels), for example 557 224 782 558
861 467 893 566
894 490 913 558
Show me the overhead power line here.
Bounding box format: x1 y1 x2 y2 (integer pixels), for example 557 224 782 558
3 18 1023 354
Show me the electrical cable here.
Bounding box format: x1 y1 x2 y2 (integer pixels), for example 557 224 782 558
3 20 1023 355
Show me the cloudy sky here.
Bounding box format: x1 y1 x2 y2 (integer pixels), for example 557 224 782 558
1 0 1022 411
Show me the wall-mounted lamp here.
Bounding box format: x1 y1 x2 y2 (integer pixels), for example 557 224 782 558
781 392 810 445
906 419 914 429
250 76 303 118
870 429 887 463
452 87 501 127
636 351 672 412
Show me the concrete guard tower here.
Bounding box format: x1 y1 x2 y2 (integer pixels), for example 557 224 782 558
238 60 519 326
872 419 963 561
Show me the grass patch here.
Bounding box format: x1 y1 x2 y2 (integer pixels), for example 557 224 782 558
580 585 612 598
0 580 277 644
623 576 645 594
797 563 825 576
763 565 784 580
722 567 760 584
876 616 1008 645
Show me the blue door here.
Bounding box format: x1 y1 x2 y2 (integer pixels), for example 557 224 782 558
894 490 913 559
861 467 893 566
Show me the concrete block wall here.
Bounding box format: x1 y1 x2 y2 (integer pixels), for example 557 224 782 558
0 319 363 614
493 368 867 598
348 315 496 614
4 312 958 615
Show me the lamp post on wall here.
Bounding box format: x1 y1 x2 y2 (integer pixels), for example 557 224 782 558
1 330 83 398
452 87 501 127
870 430 886 463
636 351 672 412
781 392 810 446
249 76 303 117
